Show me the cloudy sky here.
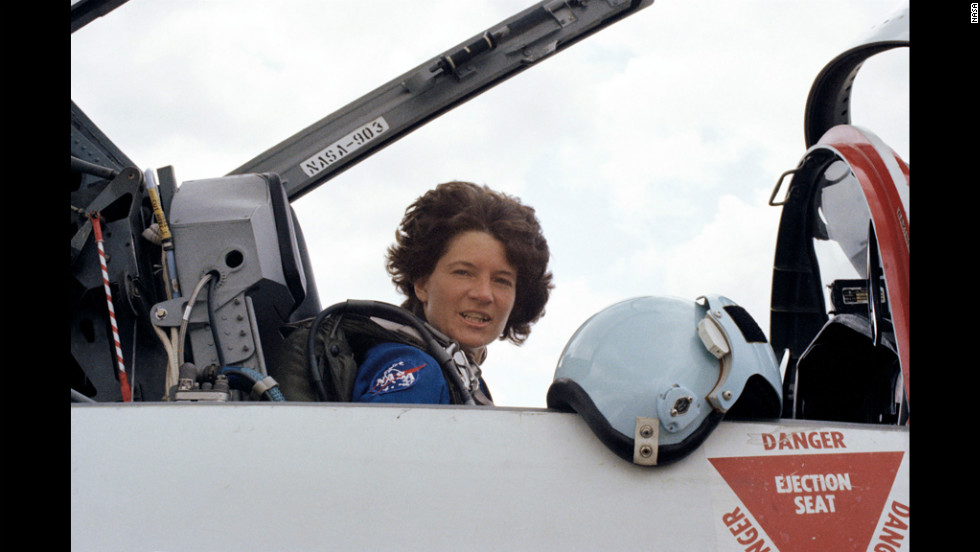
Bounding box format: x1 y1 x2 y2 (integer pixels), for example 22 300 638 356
71 0 909 408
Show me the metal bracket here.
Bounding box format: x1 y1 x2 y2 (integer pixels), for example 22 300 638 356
70 166 144 265
150 297 191 328
699 310 734 412
544 0 578 27
633 417 659 465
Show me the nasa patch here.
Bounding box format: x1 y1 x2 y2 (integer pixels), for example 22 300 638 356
369 360 425 395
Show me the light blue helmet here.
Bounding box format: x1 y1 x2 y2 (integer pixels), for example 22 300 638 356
547 295 782 466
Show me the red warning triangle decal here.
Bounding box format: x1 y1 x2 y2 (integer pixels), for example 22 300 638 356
709 451 904 552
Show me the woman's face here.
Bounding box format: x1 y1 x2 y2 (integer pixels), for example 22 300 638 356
414 230 517 351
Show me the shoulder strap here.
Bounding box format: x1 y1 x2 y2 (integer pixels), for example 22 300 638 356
270 306 487 405
271 313 421 402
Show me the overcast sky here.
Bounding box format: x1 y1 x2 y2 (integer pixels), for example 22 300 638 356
71 0 909 407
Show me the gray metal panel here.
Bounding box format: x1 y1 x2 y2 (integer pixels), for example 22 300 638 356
71 403 910 551
169 175 288 306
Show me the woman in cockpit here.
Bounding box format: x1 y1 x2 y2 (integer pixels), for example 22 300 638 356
351 181 553 404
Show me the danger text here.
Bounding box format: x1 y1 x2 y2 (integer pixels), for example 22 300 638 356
874 501 909 552
762 431 845 450
722 506 772 552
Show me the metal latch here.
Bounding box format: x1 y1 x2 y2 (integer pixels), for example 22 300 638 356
544 0 577 27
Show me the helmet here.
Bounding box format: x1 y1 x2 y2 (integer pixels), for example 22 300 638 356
547 295 782 466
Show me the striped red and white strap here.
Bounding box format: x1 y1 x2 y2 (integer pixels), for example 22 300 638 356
90 212 132 402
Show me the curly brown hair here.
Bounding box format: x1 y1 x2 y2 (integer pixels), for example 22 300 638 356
386 181 553 345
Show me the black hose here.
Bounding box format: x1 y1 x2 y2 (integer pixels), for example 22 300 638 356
222 366 286 401
206 272 226 369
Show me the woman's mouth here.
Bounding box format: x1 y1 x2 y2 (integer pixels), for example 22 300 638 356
460 312 490 324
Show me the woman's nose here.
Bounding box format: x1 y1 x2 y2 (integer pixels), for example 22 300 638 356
468 276 493 302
